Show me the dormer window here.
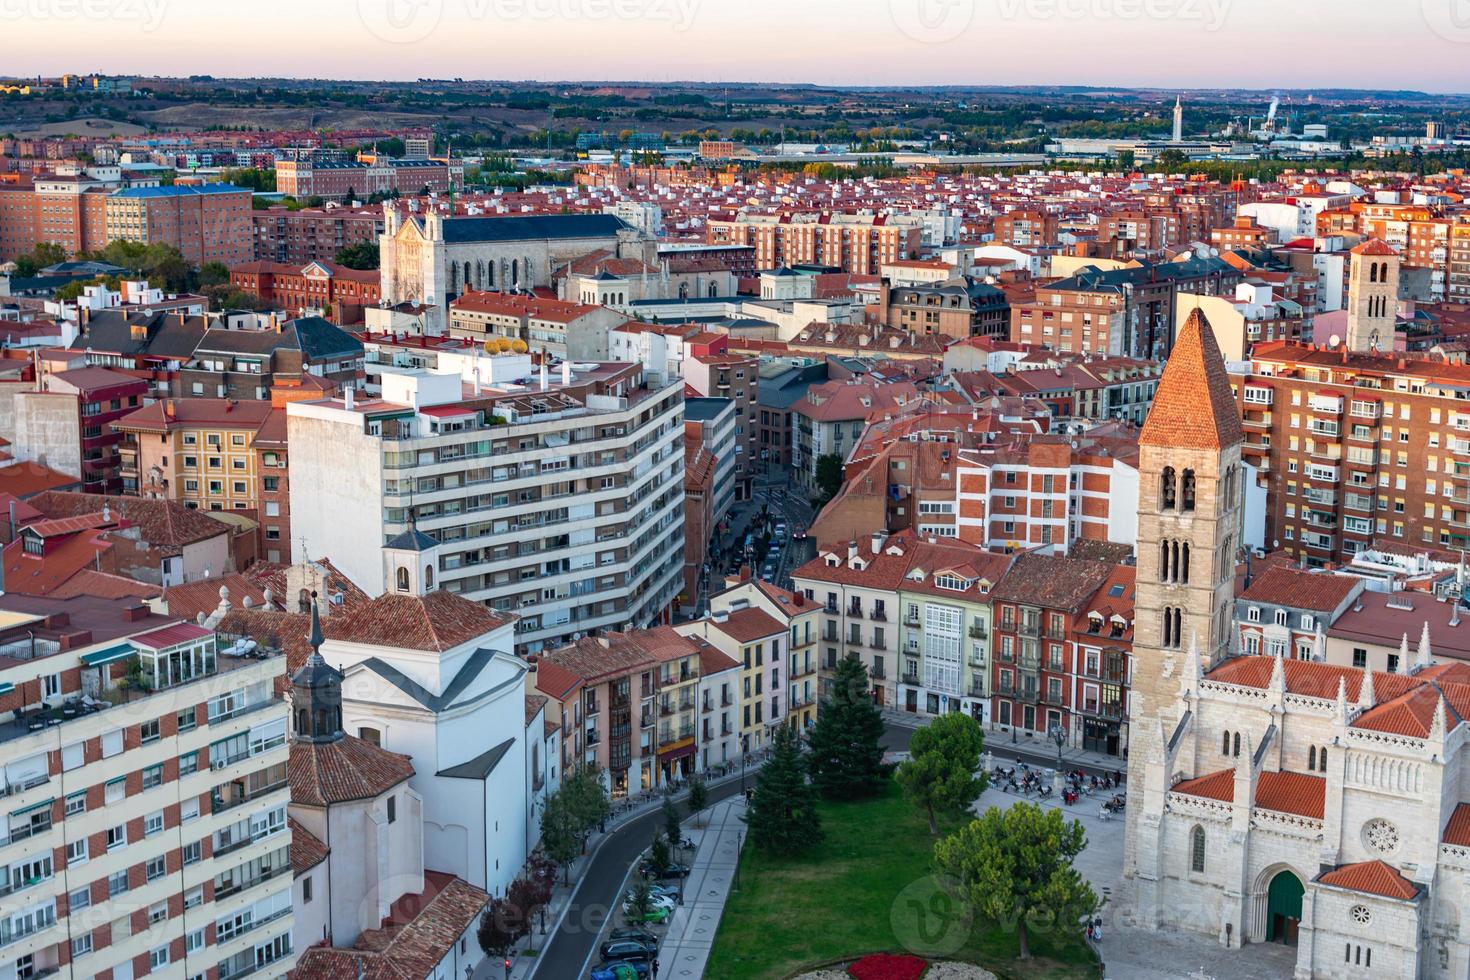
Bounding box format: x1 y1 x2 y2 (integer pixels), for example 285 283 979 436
1247 606 1260 623
935 574 969 591
1274 609 1288 627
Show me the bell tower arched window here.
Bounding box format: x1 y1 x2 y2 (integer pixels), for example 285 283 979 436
396 566 410 593
1160 466 1177 510
1181 469 1196 512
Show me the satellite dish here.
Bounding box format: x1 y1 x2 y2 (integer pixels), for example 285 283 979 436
1329 334 1341 348
142 308 153 316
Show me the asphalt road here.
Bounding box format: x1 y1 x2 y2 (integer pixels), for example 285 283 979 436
528 772 755 980
531 724 920 980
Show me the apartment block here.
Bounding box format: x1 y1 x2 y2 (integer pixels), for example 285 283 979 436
0 615 295 980
249 207 381 265
287 364 685 654
103 185 253 268
1234 342 1470 566
34 367 150 494
707 580 823 731
706 212 923 274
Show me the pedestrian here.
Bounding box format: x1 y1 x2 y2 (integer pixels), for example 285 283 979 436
653 957 661 978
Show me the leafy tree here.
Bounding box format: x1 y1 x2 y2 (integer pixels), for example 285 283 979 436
476 895 523 961
896 712 988 834
626 875 655 923
11 242 66 277
662 791 682 846
334 241 380 270
1116 149 1136 170
935 803 1099 960
687 774 709 826
539 790 580 885
561 765 612 842
649 830 671 871
505 874 542 938
814 453 844 505
198 261 230 288
806 654 886 801
1154 147 1189 171
742 724 822 857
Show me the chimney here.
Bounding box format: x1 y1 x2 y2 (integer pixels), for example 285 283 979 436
847 539 858 563
540 362 548 391
122 603 149 622
344 386 355 411
871 530 887 554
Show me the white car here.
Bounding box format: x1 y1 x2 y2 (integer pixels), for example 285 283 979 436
625 891 676 911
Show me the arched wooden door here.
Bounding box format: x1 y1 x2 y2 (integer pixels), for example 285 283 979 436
1267 870 1304 945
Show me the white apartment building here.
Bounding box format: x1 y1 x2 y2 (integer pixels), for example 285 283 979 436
0 621 295 980
287 363 687 654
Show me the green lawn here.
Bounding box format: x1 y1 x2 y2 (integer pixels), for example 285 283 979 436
705 781 1099 980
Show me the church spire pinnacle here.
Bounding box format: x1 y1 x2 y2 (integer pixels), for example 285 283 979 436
1139 308 1244 451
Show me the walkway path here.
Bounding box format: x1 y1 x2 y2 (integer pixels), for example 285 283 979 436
652 796 748 978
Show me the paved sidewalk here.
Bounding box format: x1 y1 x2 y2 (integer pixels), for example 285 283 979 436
654 796 748 979
883 708 1129 776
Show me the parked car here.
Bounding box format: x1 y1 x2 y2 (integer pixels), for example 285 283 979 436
640 861 691 880
607 927 658 951
591 961 645 980
601 939 658 961
622 902 671 924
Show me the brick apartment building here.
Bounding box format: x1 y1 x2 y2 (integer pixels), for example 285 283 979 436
275 158 460 202
249 206 382 265
874 278 1010 340
112 399 293 561
0 610 296 980
993 209 1058 250
1234 341 1470 566
228 261 382 324
37 366 149 494
0 180 108 260
706 212 923 274
103 185 253 267
1010 256 1240 359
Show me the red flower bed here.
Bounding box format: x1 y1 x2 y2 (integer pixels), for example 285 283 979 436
847 952 928 980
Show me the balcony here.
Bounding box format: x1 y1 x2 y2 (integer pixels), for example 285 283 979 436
902 669 920 686
997 681 1015 697
869 666 887 680
904 611 921 627
1308 394 1343 415
1019 622 1040 637
870 609 888 622
846 606 864 620
968 625 988 639
1042 691 1066 707
968 681 986 698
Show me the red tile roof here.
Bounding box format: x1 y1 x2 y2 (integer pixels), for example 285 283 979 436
1170 769 1235 803
289 735 416 807
1350 238 1399 257
1139 307 1244 450
1239 565 1360 613
324 591 513 652
291 873 489 980
1445 803 1470 847
708 607 784 643
1317 860 1420 901
1254 771 1325 819
290 817 329 876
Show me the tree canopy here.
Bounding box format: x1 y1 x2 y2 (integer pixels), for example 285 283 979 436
743 724 823 856
934 803 1098 960
806 654 886 800
896 712 987 834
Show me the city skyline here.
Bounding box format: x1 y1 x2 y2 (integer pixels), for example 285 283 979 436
4 0 1470 93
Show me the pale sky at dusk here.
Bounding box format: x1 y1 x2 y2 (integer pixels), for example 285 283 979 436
3 0 1469 92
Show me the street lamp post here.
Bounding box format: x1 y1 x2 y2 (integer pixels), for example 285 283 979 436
1049 723 1066 776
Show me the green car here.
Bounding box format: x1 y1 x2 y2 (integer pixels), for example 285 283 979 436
624 903 671 924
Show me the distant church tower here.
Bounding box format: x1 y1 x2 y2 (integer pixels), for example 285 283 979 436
1122 308 1244 919
1172 95 1184 143
1345 238 1399 353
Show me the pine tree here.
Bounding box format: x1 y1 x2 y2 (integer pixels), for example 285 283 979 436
742 724 823 856
896 712 988 834
806 654 887 800
687 774 709 827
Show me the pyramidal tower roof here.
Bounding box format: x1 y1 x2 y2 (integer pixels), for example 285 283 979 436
1140 307 1244 450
